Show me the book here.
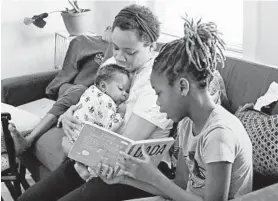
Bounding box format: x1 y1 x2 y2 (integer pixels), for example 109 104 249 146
68 123 174 174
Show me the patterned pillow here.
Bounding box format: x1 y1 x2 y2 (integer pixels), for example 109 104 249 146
235 104 278 176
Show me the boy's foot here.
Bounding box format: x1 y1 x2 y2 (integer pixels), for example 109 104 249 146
8 123 31 156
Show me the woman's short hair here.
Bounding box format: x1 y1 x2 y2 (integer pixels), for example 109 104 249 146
153 16 226 89
112 4 160 45
95 64 130 85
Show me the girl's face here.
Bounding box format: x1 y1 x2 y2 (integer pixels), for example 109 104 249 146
150 71 189 122
111 27 153 73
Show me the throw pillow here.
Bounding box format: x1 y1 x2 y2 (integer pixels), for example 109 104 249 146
235 104 278 176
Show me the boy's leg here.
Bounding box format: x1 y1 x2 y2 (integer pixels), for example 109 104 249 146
9 114 57 156
49 84 88 117
10 84 87 156
17 158 84 201
58 177 154 201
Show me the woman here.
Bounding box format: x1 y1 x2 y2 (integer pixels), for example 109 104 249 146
95 17 253 201
14 4 172 201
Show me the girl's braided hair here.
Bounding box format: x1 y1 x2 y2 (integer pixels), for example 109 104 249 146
153 16 226 88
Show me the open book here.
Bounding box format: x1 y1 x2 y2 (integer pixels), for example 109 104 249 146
68 123 174 173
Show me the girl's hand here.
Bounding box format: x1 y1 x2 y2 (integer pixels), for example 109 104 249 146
94 162 126 185
59 105 82 141
74 162 91 181
119 145 159 184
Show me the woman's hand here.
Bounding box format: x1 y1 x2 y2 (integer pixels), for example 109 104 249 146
61 136 74 155
119 145 159 184
58 105 82 142
94 162 126 185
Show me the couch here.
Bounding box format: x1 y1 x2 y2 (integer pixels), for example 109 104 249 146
2 53 278 196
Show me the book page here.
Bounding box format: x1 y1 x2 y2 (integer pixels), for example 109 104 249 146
68 124 131 170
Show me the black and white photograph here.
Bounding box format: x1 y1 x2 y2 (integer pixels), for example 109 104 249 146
1 0 278 201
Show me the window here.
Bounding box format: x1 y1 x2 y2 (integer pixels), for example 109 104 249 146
137 0 243 52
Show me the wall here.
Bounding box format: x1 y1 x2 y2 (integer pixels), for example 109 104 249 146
2 0 278 79
1 0 134 79
243 1 278 67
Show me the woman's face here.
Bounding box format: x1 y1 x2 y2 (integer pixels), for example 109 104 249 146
111 27 153 73
150 71 189 122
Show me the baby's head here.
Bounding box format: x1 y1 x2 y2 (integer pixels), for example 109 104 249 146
95 64 131 105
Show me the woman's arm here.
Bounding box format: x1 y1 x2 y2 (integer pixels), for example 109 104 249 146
122 113 157 141
59 105 82 140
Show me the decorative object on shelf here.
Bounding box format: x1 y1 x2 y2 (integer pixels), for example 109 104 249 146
23 0 92 36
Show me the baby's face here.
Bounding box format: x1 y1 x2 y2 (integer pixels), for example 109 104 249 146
106 73 131 105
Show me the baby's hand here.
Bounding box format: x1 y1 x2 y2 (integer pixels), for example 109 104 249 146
110 115 124 132
117 103 126 118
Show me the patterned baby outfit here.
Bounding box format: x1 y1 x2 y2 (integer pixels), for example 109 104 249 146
72 85 123 141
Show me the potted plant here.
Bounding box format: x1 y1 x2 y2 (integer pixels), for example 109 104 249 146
24 0 92 36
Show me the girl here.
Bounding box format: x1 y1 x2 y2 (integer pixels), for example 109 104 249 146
97 16 253 201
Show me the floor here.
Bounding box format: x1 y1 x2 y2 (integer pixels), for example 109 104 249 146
1 170 35 201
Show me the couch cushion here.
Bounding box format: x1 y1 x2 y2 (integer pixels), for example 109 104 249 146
1 103 40 133
34 127 66 171
17 98 55 119
219 57 278 113
232 183 278 201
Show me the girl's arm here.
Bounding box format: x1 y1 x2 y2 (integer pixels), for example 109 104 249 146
173 147 189 190
121 145 233 201
150 161 232 201
204 162 232 201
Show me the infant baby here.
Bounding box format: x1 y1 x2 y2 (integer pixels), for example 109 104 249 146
65 64 131 142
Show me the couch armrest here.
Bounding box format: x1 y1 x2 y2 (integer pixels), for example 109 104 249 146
1 70 59 106
232 183 278 201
